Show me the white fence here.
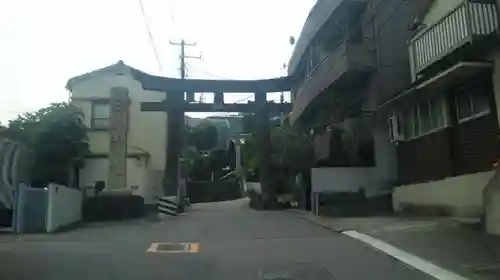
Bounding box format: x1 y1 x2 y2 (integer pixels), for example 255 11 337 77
311 167 391 197
46 183 83 233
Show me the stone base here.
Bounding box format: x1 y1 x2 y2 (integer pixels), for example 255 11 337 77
100 189 133 196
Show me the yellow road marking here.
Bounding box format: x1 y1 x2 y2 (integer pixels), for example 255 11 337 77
188 243 200 253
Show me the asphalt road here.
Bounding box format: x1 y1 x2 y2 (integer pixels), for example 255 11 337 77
0 199 434 280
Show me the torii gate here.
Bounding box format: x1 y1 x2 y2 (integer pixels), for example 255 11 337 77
130 69 294 205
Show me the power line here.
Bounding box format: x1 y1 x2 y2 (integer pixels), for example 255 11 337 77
167 0 178 29
234 95 254 104
187 62 233 80
138 0 163 73
170 40 201 103
187 67 252 103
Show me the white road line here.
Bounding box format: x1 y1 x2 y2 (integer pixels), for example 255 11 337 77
343 230 469 280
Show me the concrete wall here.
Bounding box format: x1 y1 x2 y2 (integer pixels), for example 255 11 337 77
483 46 500 235
71 72 167 170
311 167 390 197
145 169 163 204
393 171 495 217
373 121 398 186
245 182 262 194
311 125 397 197
79 158 108 189
484 170 500 235
78 157 162 204
46 183 83 233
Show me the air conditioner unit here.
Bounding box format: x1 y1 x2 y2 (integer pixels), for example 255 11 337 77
388 114 404 143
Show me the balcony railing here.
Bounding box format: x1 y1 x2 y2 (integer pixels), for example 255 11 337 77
410 0 499 78
296 39 374 95
290 39 374 124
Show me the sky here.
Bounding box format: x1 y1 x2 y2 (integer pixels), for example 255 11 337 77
0 0 316 123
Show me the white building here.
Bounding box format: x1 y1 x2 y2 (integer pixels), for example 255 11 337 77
67 61 167 204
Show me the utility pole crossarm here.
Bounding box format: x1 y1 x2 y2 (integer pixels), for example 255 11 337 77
170 40 201 80
169 40 196 46
185 55 202 59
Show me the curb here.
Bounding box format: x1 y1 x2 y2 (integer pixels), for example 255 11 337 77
0 236 16 243
288 209 344 233
300 216 344 233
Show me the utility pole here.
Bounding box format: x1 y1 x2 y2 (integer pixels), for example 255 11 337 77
170 40 201 102
169 40 201 80
168 40 201 212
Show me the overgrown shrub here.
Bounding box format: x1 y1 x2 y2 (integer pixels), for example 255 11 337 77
3 102 89 187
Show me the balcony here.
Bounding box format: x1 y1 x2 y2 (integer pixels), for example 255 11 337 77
410 0 499 80
290 40 375 124
288 0 368 74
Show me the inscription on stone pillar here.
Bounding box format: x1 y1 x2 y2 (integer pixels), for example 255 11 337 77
107 87 129 190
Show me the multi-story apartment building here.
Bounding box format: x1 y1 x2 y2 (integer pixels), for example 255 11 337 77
288 0 500 219
383 0 500 218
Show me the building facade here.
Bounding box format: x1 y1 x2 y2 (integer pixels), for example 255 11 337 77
67 61 166 204
289 0 500 218
383 0 500 217
288 0 433 214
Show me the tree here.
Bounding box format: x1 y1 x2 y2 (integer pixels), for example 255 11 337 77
3 102 89 187
241 121 314 202
181 146 201 178
270 123 314 175
187 122 218 151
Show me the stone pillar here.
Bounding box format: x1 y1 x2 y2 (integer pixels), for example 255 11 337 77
163 91 184 198
235 143 242 172
235 142 246 196
107 87 129 192
255 92 275 205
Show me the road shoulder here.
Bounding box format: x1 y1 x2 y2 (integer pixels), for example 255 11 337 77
289 209 500 280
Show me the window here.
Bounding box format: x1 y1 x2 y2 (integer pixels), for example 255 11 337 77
419 101 431 133
455 89 490 121
310 45 319 72
403 96 447 139
303 43 324 82
430 97 446 128
91 101 110 129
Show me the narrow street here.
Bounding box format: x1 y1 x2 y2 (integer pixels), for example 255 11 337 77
0 200 435 280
